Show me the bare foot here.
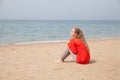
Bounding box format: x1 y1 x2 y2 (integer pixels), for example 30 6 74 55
56 59 64 63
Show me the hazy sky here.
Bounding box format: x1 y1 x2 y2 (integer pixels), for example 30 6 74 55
0 0 120 20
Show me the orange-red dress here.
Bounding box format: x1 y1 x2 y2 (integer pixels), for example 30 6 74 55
68 38 90 64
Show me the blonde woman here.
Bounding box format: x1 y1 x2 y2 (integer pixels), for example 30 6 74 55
60 27 90 64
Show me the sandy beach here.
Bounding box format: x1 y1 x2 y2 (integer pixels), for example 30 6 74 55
0 38 120 80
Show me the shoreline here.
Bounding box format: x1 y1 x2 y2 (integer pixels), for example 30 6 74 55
0 37 120 46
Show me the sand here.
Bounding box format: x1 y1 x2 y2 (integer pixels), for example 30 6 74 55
0 38 120 80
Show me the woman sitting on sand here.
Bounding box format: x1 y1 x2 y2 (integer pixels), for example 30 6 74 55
59 27 90 64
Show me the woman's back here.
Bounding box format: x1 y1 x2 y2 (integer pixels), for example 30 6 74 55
68 38 90 64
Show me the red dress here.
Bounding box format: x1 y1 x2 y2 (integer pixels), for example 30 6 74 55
68 38 90 64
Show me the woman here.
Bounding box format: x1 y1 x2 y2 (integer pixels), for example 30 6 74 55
60 27 90 64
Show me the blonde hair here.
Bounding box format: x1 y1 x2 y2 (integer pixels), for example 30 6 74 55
73 27 90 51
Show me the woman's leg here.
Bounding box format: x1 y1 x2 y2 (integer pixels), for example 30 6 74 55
69 49 76 62
61 48 70 62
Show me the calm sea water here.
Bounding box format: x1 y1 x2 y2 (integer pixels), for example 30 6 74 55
0 20 120 44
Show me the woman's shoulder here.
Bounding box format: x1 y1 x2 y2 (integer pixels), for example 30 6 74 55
70 37 81 41
69 38 81 44
68 38 76 44
70 38 76 42
70 37 83 43
72 38 83 44
70 37 78 40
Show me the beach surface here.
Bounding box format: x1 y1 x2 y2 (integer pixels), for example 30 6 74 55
0 38 120 80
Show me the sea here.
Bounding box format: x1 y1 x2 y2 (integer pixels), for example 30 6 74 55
0 20 120 45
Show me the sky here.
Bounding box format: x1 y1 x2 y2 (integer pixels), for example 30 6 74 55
0 0 120 20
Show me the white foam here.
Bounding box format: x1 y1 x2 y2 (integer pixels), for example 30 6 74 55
15 40 68 45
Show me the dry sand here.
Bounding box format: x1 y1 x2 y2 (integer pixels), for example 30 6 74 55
0 38 120 80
